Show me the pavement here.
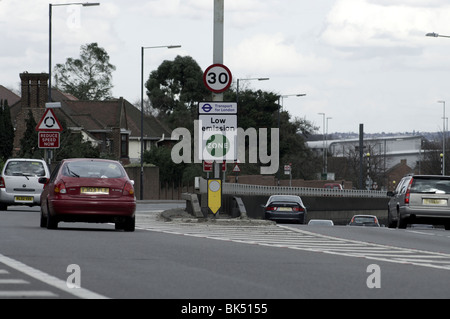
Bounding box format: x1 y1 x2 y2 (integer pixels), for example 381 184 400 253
159 208 275 226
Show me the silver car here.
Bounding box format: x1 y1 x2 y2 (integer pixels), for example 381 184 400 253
387 175 450 230
0 159 50 210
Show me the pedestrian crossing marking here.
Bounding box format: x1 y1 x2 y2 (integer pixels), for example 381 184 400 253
137 213 450 272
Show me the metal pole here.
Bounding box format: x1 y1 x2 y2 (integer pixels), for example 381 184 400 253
439 101 446 175
213 0 224 179
359 124 364 189
140 47 144 200
49 4 52 102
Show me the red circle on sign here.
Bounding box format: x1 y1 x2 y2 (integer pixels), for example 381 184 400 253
203 64 233 94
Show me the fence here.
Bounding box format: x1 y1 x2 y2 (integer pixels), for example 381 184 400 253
222 182 387 198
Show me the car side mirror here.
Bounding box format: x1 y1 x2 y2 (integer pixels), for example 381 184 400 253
38 177 49 184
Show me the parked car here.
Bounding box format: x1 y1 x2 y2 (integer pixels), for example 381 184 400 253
263 195 307 224
324 183 343 190
0 159 50 210
39 158 136 231
387 175 450 230
308 219 334 226
348 215 380 227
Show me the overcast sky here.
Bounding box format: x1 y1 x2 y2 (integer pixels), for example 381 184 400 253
2 0 450 134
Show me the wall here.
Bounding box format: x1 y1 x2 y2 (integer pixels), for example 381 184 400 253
221 194 389 225
124 166 159 200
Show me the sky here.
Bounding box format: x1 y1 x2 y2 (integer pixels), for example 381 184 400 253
2 0 450 134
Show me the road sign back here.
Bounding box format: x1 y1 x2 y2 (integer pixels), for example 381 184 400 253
36 109 63 132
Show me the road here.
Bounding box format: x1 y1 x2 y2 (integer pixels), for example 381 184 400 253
0 202 450 303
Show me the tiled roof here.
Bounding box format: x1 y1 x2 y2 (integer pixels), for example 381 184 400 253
0 85 20 105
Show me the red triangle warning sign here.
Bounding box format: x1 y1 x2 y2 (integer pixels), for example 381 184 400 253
36 109 63 132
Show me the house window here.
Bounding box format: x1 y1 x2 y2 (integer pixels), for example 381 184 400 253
121 134 129 158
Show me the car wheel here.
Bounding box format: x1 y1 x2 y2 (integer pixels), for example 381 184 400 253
397 213 407 229
47 213 58 230
123 216 135 232
0 203 7 211
387 208 396 228
40 206 47 228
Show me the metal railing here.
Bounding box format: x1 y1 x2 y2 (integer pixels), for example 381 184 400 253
222 183 387 198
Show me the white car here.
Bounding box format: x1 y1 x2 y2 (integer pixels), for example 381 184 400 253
0 159 50 210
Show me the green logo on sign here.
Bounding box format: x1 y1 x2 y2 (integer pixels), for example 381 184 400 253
206 134 230 158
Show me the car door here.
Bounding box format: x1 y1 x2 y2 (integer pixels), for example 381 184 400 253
388 177 407 219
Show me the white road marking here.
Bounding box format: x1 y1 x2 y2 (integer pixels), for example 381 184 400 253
137 213 450 272
0 254 109 299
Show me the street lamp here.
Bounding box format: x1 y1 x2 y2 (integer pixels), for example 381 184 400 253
236 77 270 103
438 100 446 175
276 93 306 185
318 113 326 177
426 32 450 38
49 2 100 102
140 45 181 200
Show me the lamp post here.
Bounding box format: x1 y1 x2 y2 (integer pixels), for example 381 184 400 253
326 116 332 176
276 93 306 185
49 2 100 102
318 113 326 177
140 45 181 200
426 32 450 39
236 77 270 103
438 100 446 175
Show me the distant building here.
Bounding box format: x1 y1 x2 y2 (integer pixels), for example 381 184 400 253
0 85 20 105
307 135 424 172
8 72 172 163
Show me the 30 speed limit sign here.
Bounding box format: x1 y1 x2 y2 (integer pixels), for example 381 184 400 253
203 64 232 93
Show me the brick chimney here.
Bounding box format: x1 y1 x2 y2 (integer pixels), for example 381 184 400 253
20 72 49 108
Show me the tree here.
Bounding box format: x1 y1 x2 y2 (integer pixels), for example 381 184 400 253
54 119 100 161
54 43 116 100
0 100 15 160
146 55 321 179
146 55 210 130
18 110 42 159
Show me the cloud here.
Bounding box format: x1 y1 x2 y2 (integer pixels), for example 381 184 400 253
320 0 450 58
227 33 331 77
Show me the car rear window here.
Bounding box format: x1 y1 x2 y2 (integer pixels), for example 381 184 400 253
352 216 376 224
4 161 46 177
63 161 125 178
411 178 450 194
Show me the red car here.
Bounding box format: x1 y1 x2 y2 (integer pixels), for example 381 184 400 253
39 159 136 231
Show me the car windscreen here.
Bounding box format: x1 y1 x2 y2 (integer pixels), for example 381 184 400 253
62 161 125 179
4 161 46 177
411 178 450 194
352 217 376 224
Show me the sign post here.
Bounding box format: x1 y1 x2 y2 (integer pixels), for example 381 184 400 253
36 107 63 164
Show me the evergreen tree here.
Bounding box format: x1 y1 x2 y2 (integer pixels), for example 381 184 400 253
2 100 14 160
19 110 42 159
0 100 15 160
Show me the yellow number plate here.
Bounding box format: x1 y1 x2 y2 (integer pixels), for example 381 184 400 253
15 196 33 203
80 187 109 195
278 207 292 211
423 199 447 205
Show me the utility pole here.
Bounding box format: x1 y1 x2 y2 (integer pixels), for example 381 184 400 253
213 0 224 179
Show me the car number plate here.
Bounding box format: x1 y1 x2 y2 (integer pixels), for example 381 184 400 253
14 196 33 203
80 187 109 195
423 198 447 205
278 207 292 212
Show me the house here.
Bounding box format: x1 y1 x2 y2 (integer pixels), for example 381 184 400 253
0 85 20 106
9 72 172 163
